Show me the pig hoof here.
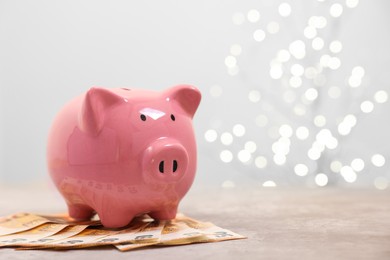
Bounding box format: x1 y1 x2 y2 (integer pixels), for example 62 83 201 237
98 214 132 228
68 204 95 220
149 209 177 220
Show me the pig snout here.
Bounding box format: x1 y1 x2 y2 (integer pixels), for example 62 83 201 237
143 138 189 183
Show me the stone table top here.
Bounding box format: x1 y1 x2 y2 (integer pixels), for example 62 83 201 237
0 184 389 260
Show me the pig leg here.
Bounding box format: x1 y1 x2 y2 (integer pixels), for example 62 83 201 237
149 206 178 220
96 195 135 228
67 204 95 220
97 210 134 228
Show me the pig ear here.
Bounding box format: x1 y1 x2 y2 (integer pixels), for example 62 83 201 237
79 87 122 135
165 85 201 118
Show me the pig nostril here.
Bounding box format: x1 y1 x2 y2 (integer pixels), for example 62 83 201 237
159 161 164 173
173 160 178 173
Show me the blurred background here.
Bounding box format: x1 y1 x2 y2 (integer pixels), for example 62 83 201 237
0 0 389 190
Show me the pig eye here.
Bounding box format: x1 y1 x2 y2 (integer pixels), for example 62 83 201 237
140 114 147 121
170 114 175 121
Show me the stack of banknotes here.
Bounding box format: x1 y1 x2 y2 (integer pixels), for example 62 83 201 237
0 212 245 251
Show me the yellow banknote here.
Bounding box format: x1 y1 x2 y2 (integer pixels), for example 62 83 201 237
38 213 101 226
176 215 246 242
0 223 68 247
114 241 158 251
37 227 119 249
17 225 89 249
0 212 246 251
114 220 165 251
158 220 207 245
92 219 161 246
0 213 51 236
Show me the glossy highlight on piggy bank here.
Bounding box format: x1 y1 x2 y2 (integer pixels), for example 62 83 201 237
47 85 201 228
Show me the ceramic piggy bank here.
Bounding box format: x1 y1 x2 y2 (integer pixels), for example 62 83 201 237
47 85 201 228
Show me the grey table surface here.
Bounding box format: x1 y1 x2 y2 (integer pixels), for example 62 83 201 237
0 183 389 260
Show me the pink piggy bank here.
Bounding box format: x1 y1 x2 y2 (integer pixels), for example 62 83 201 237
47 85 201 228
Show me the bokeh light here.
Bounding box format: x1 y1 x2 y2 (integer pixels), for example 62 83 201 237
247 9 260 23
210 1 387 190
289 40 306 59
291 64 304 76
329 3 343 17
294 164 309 176
220 132 234 145
277 49 290 62
308 16 327 29
273 154 287 165
305 66 317 79
279 124 293 138
340 166 357 183
278 3 291 17
270 63 283 79
220 150 233 163
314 115 326 127
346 0 359 8
245 141 257 153
263 180 276 187
330 160 343 173
255 156 268 169
296 126 310 140
230 44 242 56
360 101 374 113
351 158 365 172
371 154 385 167
305 88 319 101
253 29 266 42
255 115 269 127
304 26 317 39
374 177 388 190
374 90 388 103
233 124 246 137
225 55 237 68
289 76 303 88
312 37 324 50
248 90 261 103
222 180 236 188
315 173 328 187
329 40 343 53
267 21 280 34
238 149 252 164
205 129 218 142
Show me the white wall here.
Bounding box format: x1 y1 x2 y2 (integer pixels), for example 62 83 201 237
0 0 389 189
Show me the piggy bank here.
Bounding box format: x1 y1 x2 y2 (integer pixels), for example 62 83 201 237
47 85 201 228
